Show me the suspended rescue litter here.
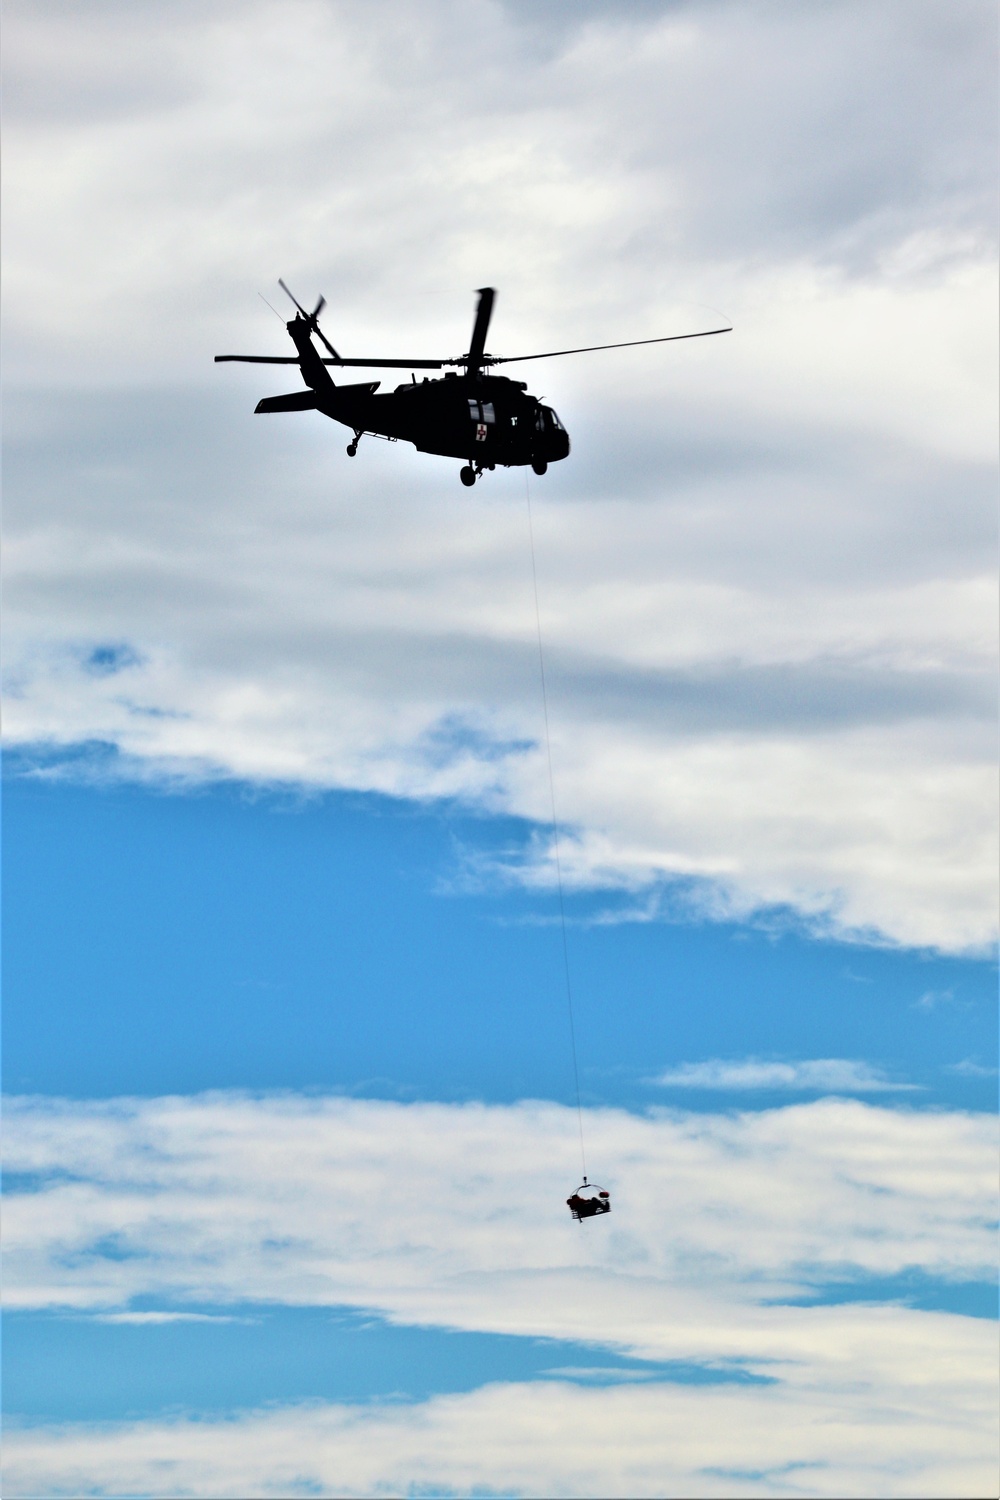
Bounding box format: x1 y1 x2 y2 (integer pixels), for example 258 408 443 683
566 1178 611 1222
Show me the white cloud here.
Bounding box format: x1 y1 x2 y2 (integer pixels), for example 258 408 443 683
5 1093 995 1332
654 1058 916 1092
947 1058 999 1079
5 1360 999 1500
93 1310 247 1325
4 1088 997 1497
3 0 997 952
916 987 961 1010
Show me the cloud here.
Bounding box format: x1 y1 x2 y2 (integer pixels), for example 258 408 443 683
4 0 997 382
5 1358 999 1500
654 1058 916 1092
5 1089 996 1496
92 1310 248 1325
947 1058 999 1079
3 0 997 952
6 1092 994 1332
916 987 963 1010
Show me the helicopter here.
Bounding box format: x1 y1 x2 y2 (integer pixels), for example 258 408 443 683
216 283 730 486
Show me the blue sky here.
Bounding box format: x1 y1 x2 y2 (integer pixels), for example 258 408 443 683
4 763 995 1111
3 1 998 1495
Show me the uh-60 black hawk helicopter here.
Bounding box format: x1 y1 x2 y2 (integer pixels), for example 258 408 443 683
215 283 731 486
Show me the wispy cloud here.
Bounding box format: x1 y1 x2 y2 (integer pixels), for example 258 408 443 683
653 1058 917 1093
916 988 966 1011
91 1311 249 1325
946 1058 999 1079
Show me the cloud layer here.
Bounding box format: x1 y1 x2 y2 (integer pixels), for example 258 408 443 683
7 1093 995 1329
4 0 997 951
7 1366 998 1500
4 1090 997 1497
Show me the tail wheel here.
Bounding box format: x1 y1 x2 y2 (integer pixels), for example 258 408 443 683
459 465 476 487
531 459 548 476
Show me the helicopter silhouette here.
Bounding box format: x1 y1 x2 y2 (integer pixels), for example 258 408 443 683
216 283 730 486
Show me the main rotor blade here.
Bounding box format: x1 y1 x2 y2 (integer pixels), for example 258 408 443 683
214 325 730 369
466 286 495 370
215 355 445 368
490 325 732 364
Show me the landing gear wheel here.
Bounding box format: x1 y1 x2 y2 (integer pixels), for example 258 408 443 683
459 465 476 487
531 459 548 476
346 442 358 457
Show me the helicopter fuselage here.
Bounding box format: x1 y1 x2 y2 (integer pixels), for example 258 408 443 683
320 371 568 468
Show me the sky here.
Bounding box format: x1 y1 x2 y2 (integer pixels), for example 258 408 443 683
2 1 998 1496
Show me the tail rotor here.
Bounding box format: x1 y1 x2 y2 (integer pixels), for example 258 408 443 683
277 278 340 360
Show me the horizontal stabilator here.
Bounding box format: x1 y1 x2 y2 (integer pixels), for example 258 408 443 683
254 391 320 414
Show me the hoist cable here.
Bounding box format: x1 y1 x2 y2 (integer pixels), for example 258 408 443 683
525 473 587 1181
